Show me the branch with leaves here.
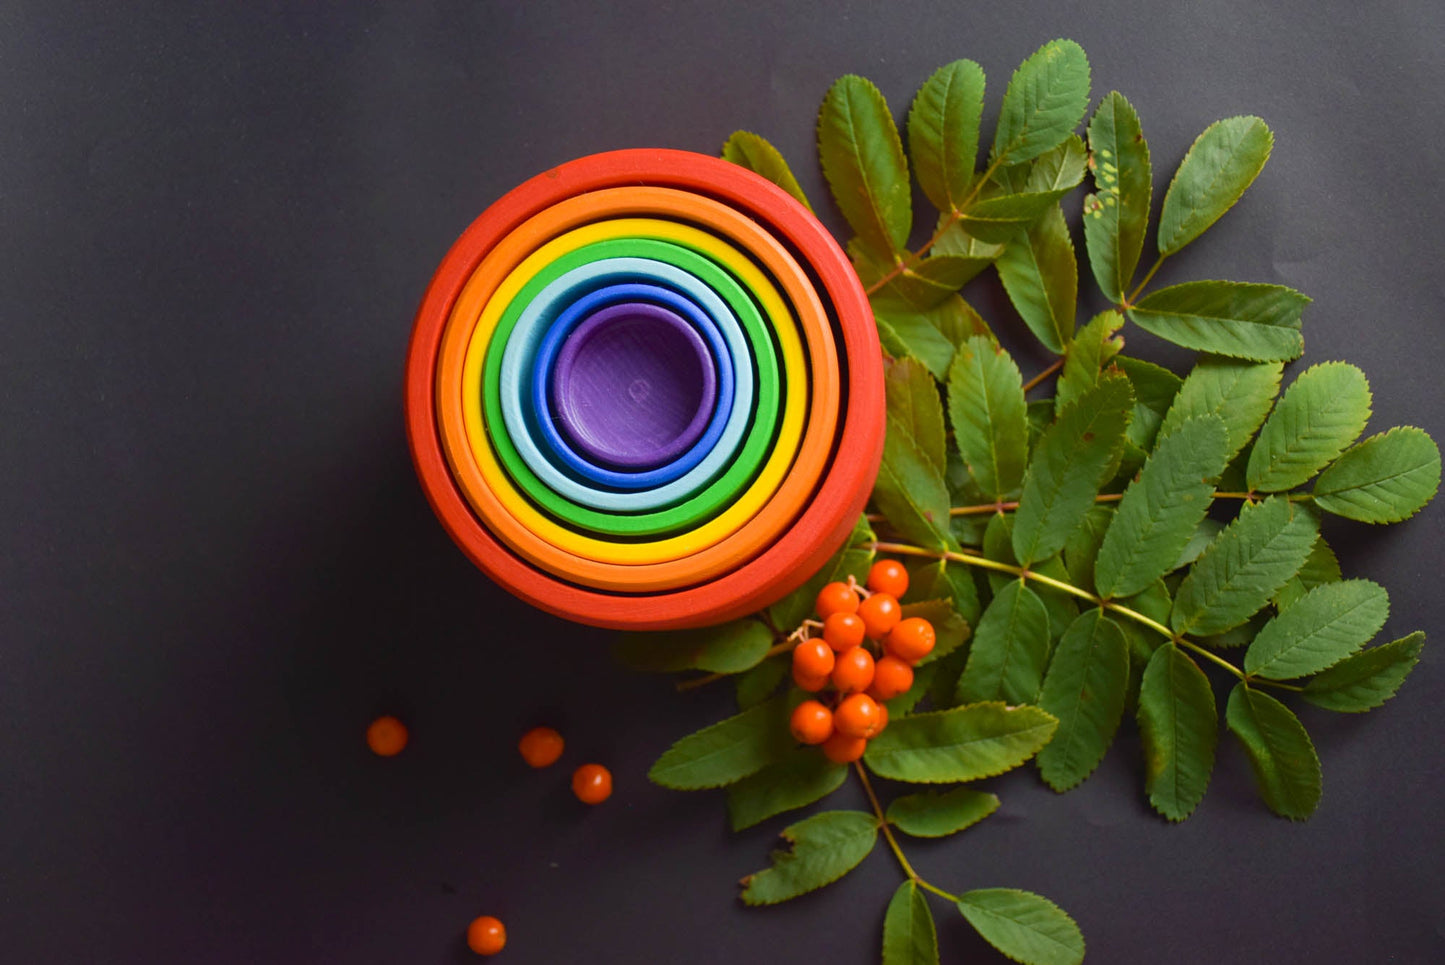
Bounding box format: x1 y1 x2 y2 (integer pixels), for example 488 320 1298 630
621 39 1440 965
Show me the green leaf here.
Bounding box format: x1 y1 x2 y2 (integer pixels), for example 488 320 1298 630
1170 497 1320 636
1114 356 1183 453
1273 534 1341 610
992 39 1092 166
957 188 1071 243
768 516 875 631
1023 135 1089 192
863 702 1058 783
875 357 954 550
818 75 911 258
947 335 1029 499
1013 375 1134 565
884 880 940 965
901 598 971 666
1302 632 1425 713
721 130 813 212
614 618 774 674
932 214 1006 260
1128 281 1308 362
740 810 878 905
1137 644 1218 821
1173 518 1224 572
735 654 790 710
1312 427 1442 523
1036 609 1130 792
908 59 986 213
906 558 982 628
1245 579 1389 680
856 240 994 312
648 696 792 790
1158 116 1273 255
956 580 1052 705
1055 311 1124 410
995 205 1078 353
1083 91 1152 303
1094 415 1231 599
1160 357 1283 460
887 787 1000 838
1225 684 1321 820
876 309 960 381
956 889 1085 965
1247 362 1373 492
727 750 849 831
1063 504 1115 594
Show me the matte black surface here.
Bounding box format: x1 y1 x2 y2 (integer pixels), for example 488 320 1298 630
3 2 1442 962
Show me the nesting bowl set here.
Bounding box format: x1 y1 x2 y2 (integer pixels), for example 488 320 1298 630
405 150 885 630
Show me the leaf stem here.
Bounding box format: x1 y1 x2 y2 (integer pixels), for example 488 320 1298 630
854 762 921 881
1021 358 1065 394
1250 677 1305 693
1122 253 1167 307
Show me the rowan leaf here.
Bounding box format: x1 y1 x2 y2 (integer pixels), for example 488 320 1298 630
735 655 790 711
875 358 954 550
1312 427 1442 523
1114 356 1183 453
615 619 774 674
1063 505 1115 594
902 598 972 666
1245 580 1390 680
996 204 1078 353
1024 134 1089 192
887 787 1000 838
740 810 878 905
956 580 1052 705
883 880 940 965
1158 116 1273 255
1273 534 1341 610
1173 518 1224 572
727 750 849 831
992 39 1092 166
876 309 960 381
1302 632 1425 713
863 702 1058 783
1247 362 1372 492
1013 375 1134 565
818 75 911 257
1128 281 1307 362
1082 91 1151 302
1094 415 1230 598
1225 684 1321 820
648 696 793 790
947 335 1029 499
958 188 1071 243
909 59 986 213
1170 497 1319 636
956 889 1086 965
1159 357 1284 460
768 516 875 631
1055 311 1124 410
1036 610 1130 791
721 130 813 211
1137 644 1218 821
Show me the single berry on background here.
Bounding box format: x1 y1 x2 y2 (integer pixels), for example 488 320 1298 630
814 581 860 620
868 655 915 701
831 645 875 694
885 617 937 664
834 693 883 739
866 559 909 599
792 638 836 679
572 763 613 804
365 715 408 757
822 611 866 652
517 726 564 768
821 731 867 764
857 592 901 639
466 915 506 956
789 700 835 745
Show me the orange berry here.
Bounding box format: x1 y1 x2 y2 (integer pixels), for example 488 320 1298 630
517 726 564 768
821 731 868 763
857 592 901 639
792 638 836 679
834 693 884 739
831 645 875 694
792 664 829 692
885 617 937 664
466 915 506 956
815 581 860 620
867 559 910 599
822 612 866 652
868 655 915 701
876 702 890 734
572 763 613 804
790 700 835 745
366 715 408 757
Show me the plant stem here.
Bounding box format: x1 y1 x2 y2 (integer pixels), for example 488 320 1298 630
675 640 791 691
1123 253 1167 307
854 763 921 881
1021 358 1065 394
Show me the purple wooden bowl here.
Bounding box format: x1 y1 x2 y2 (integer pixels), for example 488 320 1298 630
550 301 718 470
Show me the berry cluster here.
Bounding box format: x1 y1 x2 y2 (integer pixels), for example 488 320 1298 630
787 559 936 764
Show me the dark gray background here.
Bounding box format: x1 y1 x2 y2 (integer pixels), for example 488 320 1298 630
2 1 1441 962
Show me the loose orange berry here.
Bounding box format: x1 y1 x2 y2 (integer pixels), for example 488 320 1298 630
831 645 875 694
790 700 835 745
366 715 408 757
822 611 866 652
821 731 868 763
467 915 506 956
834 693 883 739
792 638 836 680
857 592 901 639
867 559 910 599
868 655 915 701
815 581 860 620
517 726 564 768
885 617 937 664
572 763 613 804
